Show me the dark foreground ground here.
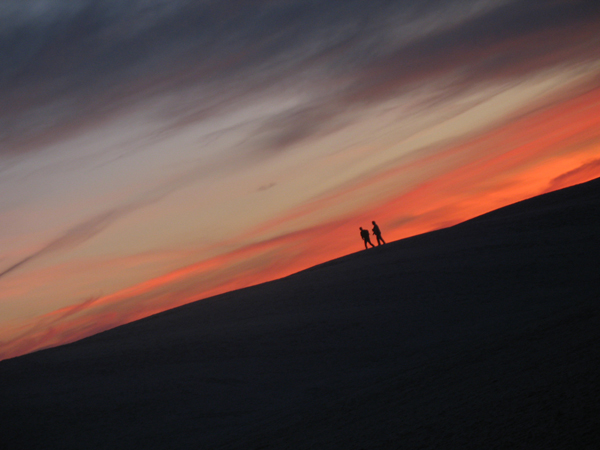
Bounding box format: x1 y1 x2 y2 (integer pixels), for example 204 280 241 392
2 178 600 450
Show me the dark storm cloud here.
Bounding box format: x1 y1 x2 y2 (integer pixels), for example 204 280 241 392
1 0 599 153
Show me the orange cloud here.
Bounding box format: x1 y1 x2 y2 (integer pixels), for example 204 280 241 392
544 158 600 192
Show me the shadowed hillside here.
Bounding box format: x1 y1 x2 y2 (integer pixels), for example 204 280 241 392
1 178 600 450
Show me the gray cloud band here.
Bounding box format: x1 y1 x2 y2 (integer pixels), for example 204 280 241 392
0 0 599 153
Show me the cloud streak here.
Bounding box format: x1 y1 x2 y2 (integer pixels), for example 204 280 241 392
0 148 245 280
2 0 599 153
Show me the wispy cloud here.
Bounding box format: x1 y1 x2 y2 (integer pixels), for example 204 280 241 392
0 150 241 279
545 158 600 193
0 209 124 279
2 0 598 153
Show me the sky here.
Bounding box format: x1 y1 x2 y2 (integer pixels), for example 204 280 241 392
1 0 600 360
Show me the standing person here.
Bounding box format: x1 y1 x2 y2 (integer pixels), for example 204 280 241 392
360 227 375 249
372 220 385 245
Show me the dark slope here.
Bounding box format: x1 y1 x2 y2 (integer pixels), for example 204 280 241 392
1 178 600 450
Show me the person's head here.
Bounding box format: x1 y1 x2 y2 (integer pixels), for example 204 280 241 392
372 221 376 225
359 227 363 231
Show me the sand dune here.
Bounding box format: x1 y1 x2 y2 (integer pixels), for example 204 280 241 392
2 178 600 449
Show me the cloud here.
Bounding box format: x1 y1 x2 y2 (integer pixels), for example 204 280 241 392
0 144 249 281
252 102 353 152
341 2 600 103
0 207 130 279
258 182 276 192
545 158 600 193
3 0 598 154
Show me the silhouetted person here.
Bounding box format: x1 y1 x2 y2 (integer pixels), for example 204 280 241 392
372 220 385 245
360 227 375 249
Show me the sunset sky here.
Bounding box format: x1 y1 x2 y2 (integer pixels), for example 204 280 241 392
1 0 600 360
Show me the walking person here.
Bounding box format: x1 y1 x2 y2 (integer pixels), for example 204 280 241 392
360 227 375 249
372 220 385 245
